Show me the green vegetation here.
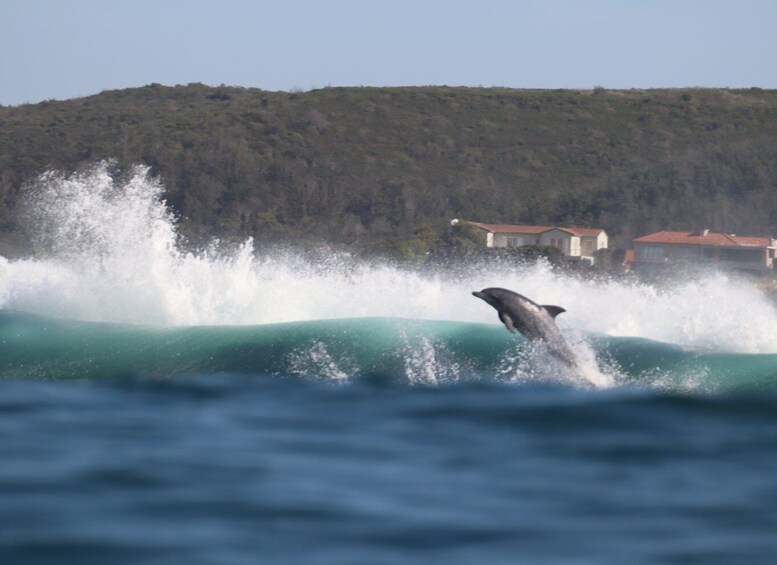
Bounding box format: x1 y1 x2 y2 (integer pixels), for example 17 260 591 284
1 83 777 257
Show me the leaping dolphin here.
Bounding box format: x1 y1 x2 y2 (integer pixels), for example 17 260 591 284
472 287 578 367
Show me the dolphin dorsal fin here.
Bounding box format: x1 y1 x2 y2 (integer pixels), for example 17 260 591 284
542 305 566 319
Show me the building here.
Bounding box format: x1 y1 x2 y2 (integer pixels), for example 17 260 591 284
453 220 608 265
632 229 777 274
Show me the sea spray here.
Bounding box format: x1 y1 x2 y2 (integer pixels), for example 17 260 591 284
287 340 355 383
492 337 616 388
402 334 465 386
2 161 777 360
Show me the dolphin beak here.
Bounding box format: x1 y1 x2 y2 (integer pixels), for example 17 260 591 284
472 291 484 298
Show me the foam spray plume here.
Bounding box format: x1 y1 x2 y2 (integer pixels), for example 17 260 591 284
2 161 777 364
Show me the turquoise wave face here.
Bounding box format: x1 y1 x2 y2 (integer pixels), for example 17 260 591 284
3 309 777 391
6 164 777 392
0 310 504 382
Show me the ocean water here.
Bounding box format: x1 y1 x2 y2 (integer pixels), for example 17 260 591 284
3 163 777 563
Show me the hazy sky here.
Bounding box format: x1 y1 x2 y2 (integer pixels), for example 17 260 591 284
1 0 775 106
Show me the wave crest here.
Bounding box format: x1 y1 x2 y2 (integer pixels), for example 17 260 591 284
2 161 777 355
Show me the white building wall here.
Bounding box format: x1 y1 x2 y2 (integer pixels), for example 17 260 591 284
538 229 575 256
580 233 608 259
492 233 540 248
469 223 608 264
580 237 597 257
569 237 581 257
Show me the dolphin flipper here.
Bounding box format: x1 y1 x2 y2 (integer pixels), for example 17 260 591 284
499 311 517 333
542 305 566 319
473 288 578 369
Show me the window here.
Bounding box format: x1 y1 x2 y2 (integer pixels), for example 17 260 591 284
675 246 696 259
548 238 565 250
583 240 594 254
640 245 665 259
506 237 519 248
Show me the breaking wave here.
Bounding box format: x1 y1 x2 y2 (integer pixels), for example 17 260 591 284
2 161 777 389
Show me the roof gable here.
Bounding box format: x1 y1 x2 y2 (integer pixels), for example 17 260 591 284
633 230 773 247
466 222 605 237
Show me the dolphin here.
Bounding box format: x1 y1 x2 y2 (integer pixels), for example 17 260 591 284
472 287 578 367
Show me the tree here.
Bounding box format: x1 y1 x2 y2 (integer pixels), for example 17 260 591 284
511 244 565 266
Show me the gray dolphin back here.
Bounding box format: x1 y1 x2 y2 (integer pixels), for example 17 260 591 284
472 287 577 367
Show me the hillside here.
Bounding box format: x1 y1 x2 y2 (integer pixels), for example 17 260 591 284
1 83 777 256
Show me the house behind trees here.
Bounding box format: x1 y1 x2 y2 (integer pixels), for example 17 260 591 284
632 230 777 274
452 220 608 265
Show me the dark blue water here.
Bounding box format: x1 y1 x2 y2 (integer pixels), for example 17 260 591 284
4 311 777 564
4 369 777 563
6 160 777 563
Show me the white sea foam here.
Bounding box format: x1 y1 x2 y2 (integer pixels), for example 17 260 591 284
402 335 464 386
288 340 354 383
2 161 777 357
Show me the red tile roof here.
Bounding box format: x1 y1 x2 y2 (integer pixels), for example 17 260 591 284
633 230 774 247
466 222 605 237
